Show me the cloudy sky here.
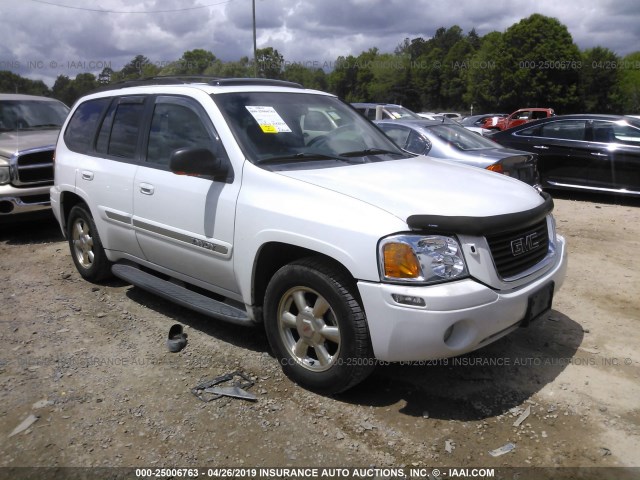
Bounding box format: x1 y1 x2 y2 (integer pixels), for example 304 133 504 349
2 0 640 86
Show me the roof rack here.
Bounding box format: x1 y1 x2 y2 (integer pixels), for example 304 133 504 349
92 76 303 93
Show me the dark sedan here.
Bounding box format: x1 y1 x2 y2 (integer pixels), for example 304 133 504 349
491 115 640 196
376 118 540 187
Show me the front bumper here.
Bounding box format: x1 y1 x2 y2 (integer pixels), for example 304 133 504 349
0 185 51 215
358 235 567 362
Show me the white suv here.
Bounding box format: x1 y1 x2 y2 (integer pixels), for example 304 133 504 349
51 77 567 393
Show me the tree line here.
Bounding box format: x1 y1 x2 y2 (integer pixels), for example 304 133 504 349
2 14 639 115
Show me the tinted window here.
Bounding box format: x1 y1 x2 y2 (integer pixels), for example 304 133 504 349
64 98 110 153
540 120 586 141
303 110 333 131
513 111 531 120
379 124 410 148
147 99 215 166
406 131 430 154
516 125 541 137
592 120 640 145
108 101 145 158
427 124 498 151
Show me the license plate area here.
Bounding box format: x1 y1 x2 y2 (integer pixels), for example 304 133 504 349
521 282 554 327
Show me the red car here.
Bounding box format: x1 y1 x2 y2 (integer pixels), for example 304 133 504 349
483 108 555 131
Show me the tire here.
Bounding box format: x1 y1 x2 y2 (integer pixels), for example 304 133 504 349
67 204 112 282
264 257 374 394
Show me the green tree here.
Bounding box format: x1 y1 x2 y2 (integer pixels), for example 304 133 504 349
117 55 159 81
205 57 252 77
256 47 284 79
440 36 477 111
160 49 219 76
52 75 74 104
580 47 622 112
51 73 97 105
327 54 359 101
499 14 582 112
0 70 49 95
465 31 505 111
98 67 114 85
282 63 327 90
618 52 640 113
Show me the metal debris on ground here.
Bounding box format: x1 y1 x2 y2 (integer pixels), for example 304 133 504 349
513 405 531 427
9 414 39 437
488 442 516 457
445 439 455 454
191 371 256 402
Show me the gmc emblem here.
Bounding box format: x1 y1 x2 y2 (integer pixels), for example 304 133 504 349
510 232 539 256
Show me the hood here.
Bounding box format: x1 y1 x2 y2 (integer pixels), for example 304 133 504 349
0 129 59 158
276 156 545 224
467 147 535 162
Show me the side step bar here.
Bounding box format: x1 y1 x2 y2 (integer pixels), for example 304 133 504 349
112 264 253 326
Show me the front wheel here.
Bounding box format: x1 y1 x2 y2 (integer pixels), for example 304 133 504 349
67 204 112 282
264 257 374 394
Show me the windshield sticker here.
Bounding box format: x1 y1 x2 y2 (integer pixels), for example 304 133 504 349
327 111 341 121
246 106 292 134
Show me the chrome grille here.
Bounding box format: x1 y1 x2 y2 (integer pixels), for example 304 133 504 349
10 148 54 187
486 219 549 279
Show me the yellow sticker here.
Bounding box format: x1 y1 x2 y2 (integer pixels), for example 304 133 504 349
260 124 278 133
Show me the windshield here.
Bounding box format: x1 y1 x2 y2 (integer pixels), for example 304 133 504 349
385 106 422 120
0 100 69 131
427 124 498 151
213 92 408 165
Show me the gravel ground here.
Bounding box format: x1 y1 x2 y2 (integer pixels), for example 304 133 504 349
0 192 639 480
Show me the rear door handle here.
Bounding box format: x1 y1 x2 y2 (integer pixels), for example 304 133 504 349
81 170 94 181
139 183 155 195
590 152 608 157
533 145 549 150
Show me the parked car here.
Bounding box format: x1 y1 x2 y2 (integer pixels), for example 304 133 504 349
376 118 540 187
483 108 555 131
461 114 507 128
351 102 422 121
491 114 640 196
417 112 441 120
0 94 69 216
438 112 463 120
52 77 566 393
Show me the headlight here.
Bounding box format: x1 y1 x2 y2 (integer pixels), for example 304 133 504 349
0 166 10 185
379 234 468 284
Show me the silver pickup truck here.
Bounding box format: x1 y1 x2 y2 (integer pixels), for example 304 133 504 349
0 94 69 216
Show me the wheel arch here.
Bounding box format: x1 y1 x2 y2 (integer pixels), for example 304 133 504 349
251 242 359 316
59 191 89 237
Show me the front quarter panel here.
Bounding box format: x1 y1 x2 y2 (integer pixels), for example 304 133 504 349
234 162 407 304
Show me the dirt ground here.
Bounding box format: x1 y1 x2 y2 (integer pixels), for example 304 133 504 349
1 192 639 479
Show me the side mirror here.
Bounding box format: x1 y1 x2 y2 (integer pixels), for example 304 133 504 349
169 147 228 180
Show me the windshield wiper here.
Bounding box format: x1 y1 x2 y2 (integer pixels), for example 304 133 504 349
338 148 404 157
258 152 352 165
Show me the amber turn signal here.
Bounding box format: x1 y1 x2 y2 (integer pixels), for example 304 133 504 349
383 242 421 279
486 163 504 174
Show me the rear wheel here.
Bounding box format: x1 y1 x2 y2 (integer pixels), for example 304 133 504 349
67 205 112 282
264 257 374 394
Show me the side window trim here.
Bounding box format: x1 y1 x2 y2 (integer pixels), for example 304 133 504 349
142 95 233 182
92 95 150 164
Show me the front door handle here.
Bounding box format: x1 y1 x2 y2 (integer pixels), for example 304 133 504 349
81 170 94 181
590 152 608 157
533 145 549 150
139 183 155 195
